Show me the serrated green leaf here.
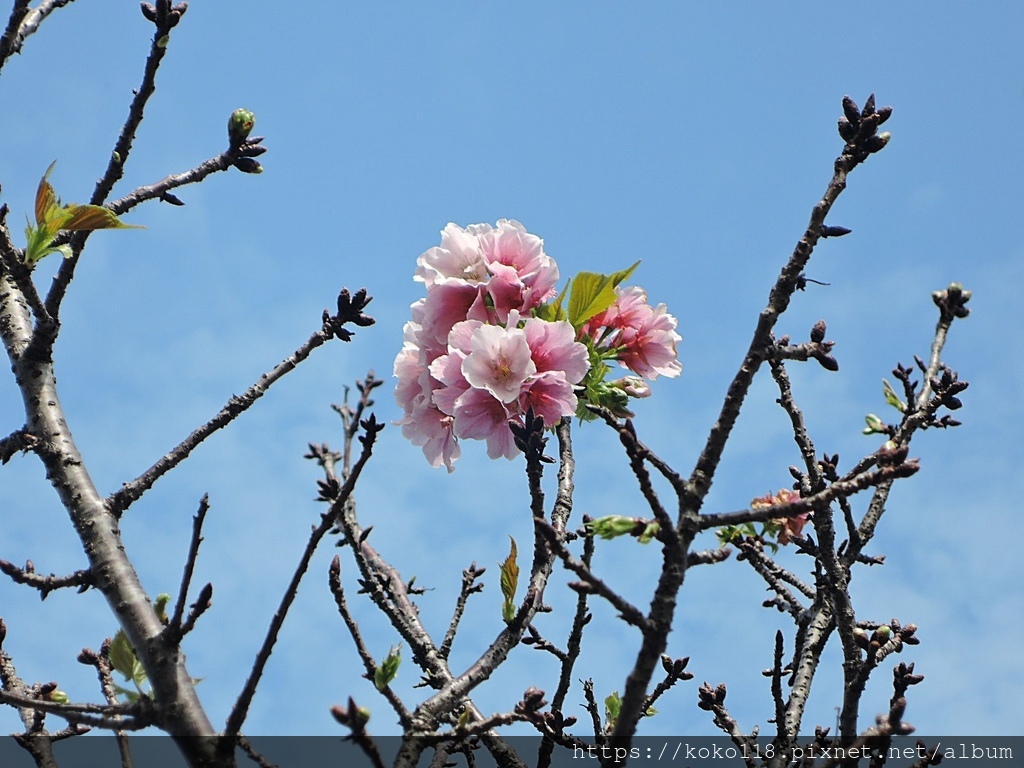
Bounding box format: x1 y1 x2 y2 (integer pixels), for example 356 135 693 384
567 272 618 330
34 161 58 224
23 162 142 266
608 260 641 288
499 536 519 623
566 262 641 330
63 204 143 232
109 629 148 688
374 644 401 691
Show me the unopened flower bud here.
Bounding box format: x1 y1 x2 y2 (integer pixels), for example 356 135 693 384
233 157 263 174
611 376 651 399
228 108 256 147
862 414 886 435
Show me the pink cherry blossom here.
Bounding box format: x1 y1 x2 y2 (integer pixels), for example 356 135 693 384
401 221 695 471
451 387 518 460
478 219 559 321
616 302 683 379
584 286 682 380
415 222 492 288
461 324 537 404
395 391 461 472
518 371 578 426
522 316 589 385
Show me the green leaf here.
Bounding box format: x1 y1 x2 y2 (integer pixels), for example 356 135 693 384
499 536 519 623
604 691 622 729
586 515 638 541
374 644 401 691
63 204 143 232
608 260 641 288
23 162 142 266
715 523 757 547
108 630 137 680
638 522 660 544
109 629 148 688
882 378 907 413
862 413 886 435
567 272 617 330
566 261 641 330
113 685 140 703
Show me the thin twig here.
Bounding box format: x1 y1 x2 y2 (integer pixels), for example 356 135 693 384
109 324 337 517
224 415 383 738
167 495 210 641
768 357 822 486
82 640 133 766
439 564 486 662
771 631 787 741
598 414 680 548
699 462 919 531
328 555 412 727
44 1 181 321
0 559 93 598
534 521 649 631
236 735 278 768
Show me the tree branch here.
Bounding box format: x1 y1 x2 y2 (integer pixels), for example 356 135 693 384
43 0 187 322
0 0 74 72
109 314 353 517
224 415 383 738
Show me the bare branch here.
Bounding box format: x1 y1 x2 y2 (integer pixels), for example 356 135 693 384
0 426 37 464
224 415 383 738
535 521 649 632
41 4 184 325
439 563 486 662
699 461 920 531
0 0 74 71
328 555 411 727
0 559 93 598
685 105 891 515
166 496 211 642
110 298 374 517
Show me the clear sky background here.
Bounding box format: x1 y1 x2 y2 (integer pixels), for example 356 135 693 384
1 1 1021 741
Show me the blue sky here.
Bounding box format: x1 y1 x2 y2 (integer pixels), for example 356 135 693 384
1 2 1021 741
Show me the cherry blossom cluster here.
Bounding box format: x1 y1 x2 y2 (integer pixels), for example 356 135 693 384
751 488 808 545
394 220 682 471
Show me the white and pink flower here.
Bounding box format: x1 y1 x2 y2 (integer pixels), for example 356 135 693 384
394 221 681 470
